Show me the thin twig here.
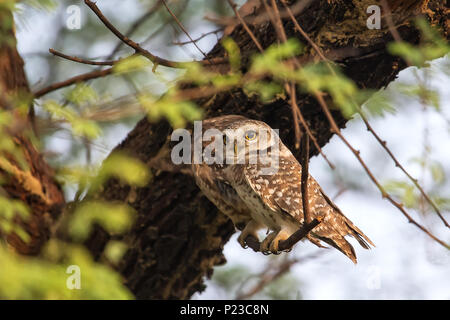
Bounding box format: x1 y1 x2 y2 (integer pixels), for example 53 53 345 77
84 0 224 68
34 68 113 98
288 83 302 150
267 0 335 169
226 0 264 53
282 1 449 231
359 112 449 228
161 0 208 59
235 256 296 300
173 29 223 45
244 218 321 252
49 48 120 66
301 134 310 223
281 0 450 228
279 218 321 251
380 0 403 42
235 251 321 300
314 91 449 249
288 83 336 169
280 0 332 68
268 0 287 42
108 1 163 58
84 0 178 68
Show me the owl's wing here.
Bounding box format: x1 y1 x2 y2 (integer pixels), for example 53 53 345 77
243 157 374 263
243 157 306 224
192 163 252 230
317 186 375 249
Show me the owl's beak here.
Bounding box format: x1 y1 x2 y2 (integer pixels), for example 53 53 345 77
234 141 238 155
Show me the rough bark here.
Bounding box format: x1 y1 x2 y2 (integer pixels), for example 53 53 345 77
0 11 65 254
85 0 448 299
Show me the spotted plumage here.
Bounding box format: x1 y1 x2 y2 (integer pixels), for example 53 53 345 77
191 115 374 263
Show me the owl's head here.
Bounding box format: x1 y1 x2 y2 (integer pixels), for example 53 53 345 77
202 115 280 165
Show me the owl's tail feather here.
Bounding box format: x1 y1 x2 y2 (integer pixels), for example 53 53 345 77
343 218 376 249
311 215 375 264
317 187 375 261
314 235 358 264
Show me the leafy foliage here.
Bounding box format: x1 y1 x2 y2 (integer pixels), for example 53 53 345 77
0 241 132 299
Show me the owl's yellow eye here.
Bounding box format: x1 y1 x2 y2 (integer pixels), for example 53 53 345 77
223 135 229 145
245 130 257 141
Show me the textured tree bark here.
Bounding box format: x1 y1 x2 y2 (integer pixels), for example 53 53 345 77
1 0 448 299
0 11 65 254
85 0 448 299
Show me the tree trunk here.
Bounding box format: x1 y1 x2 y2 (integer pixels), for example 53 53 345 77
1 0 447 299
0 10 65 255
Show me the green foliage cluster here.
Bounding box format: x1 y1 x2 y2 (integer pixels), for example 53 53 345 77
0 240 132 299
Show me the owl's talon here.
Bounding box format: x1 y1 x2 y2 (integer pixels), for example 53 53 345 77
238 220 261 249
262 229 291 254
260 231 277 253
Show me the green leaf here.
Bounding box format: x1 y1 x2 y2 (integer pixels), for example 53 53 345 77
384 180 418 208
104 241 128 265
69 201 135 241
139 92 203 129
251 38 303 75
221 37 241 72
113 55 151 74
244 81 284 102
65 83 98 106
96 152 150 189
430 161 445 185
42 100 102 139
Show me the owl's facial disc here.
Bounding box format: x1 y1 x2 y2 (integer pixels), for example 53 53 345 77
222 124 275 163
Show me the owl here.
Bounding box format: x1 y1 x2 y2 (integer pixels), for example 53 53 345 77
191 115 374 263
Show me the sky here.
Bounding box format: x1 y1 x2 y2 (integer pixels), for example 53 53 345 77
14 0 450 300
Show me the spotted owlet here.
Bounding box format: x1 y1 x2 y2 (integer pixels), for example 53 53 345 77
191 115 374 263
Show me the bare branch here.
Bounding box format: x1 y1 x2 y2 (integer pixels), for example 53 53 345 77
290 85 335 169
161 0 208 59
34 68 113 98
314 91 449 249
235 256 296 300
282 0 449 232
235 251 321 300
280 0 332 67
380 0 403 42
301 134 311 224
49 48 120 66
109 1 163 58
267 0 335 169
360 109 449 228
226 0 264 53
173 29 223 46
84 0 225 68
244 218 322 252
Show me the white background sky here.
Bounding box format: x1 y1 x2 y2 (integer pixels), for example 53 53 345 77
15 0 450 299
